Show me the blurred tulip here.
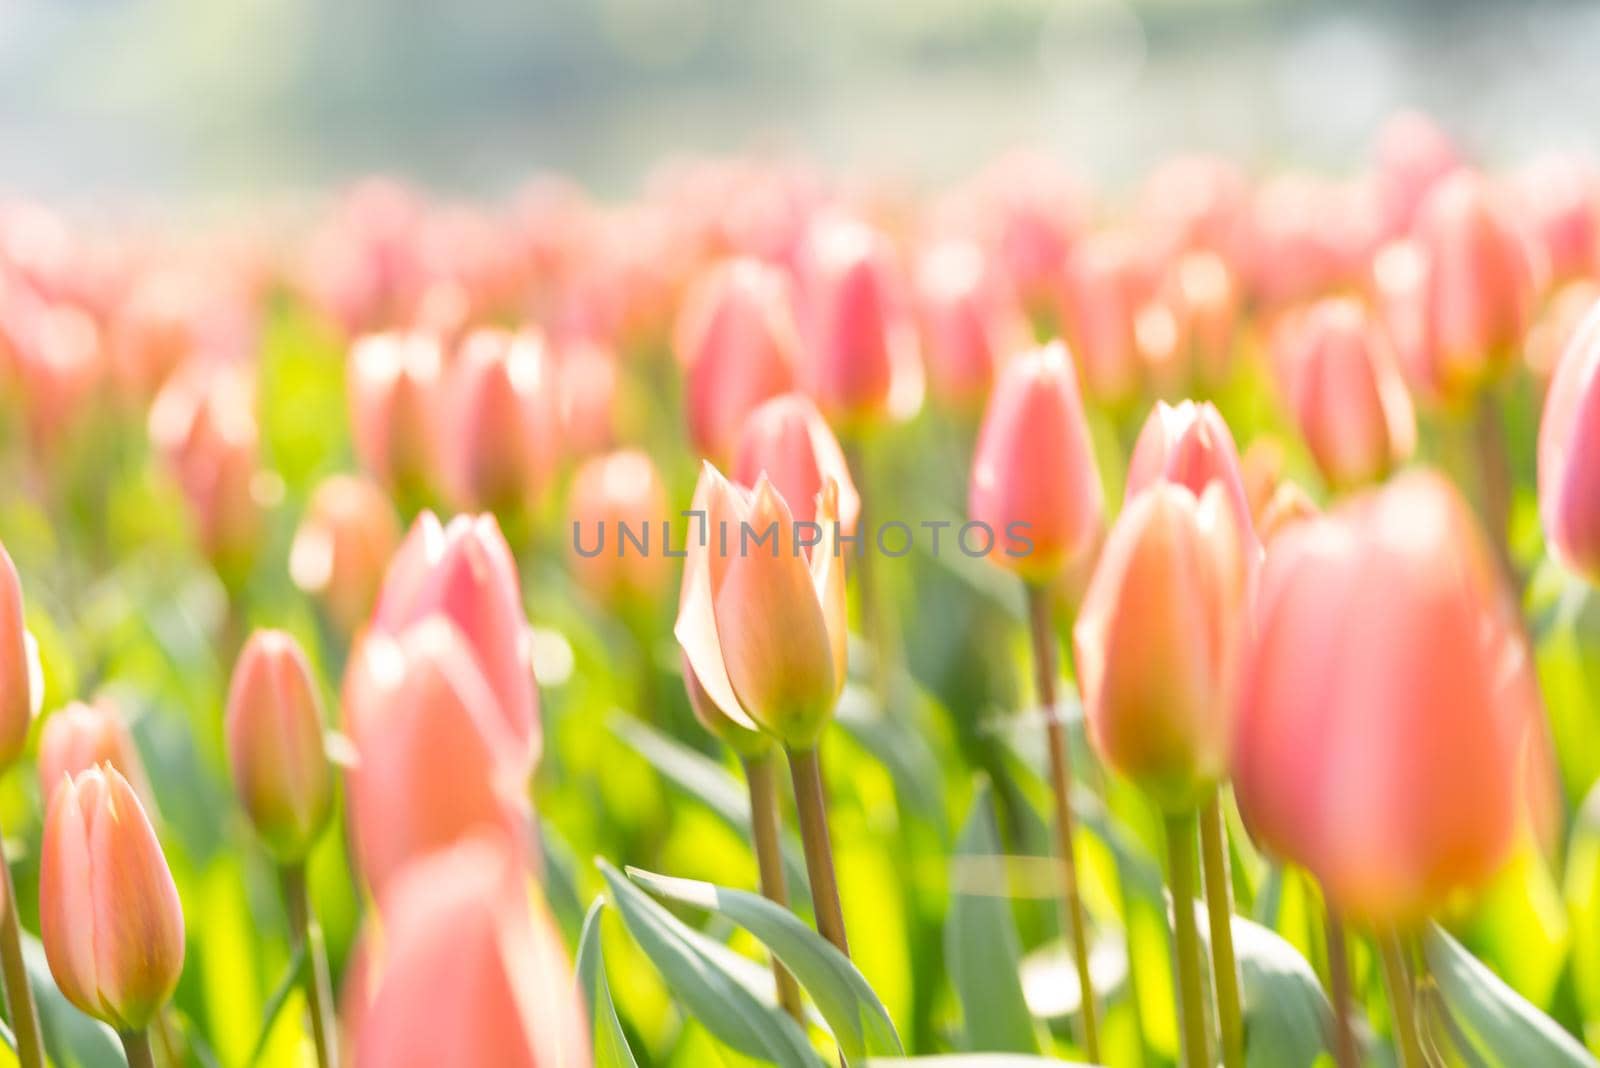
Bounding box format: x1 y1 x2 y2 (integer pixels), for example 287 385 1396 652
1257 480 1319 544
1075 483 1246 812
353 834 588 1068
1248 176 1375 309
968 341 1104 583
1238 437 1288 528
371 511 539 773
0 543 36 772
1233 471 1539 921
347 330 444 496
965 151 1088 310
345 620 534 895
1138 154 1253 270
797 216 924 428
37 698 151 811
226 631 335 862
290 475 402 635
675 464 847 749
445 328 561 513
1126 400 1257 557
1511 154 1600 285
913 239 1025 410
1528 279 1600 385
674 258 800 462
567 450 672 611
1059 233 1152 406
734 392 860 533
1372 111 1461 239
1277 298 1416 490
1148 251 1241 390
1539 300 1600 583
40 766 185 1032
557 338 619 458
8 299 103 450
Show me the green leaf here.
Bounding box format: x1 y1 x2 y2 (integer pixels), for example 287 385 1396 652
577 899 641 1068
1567 780 1600 1056
1224 911 1333 1068
598 859 819 1068
627 866 904 1061
245 941 307 1068
946 783 1043 1055
866 1056 1092 1066
1425 924 1597 1067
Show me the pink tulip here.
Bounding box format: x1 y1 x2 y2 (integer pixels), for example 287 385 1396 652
968 342 1105 583
1075 483 1247 812
566 450 672 611
965 151 1088 311
353 833 589 1068
1371 111 1461 239
1256 481 1320 545
347 330 444 495
38 698 152 812
1539 299 1600 583
226 631 335 862
40 766 185 1031
370 511 539 773
1144 251 1241 391
913 239 1026 410
1059 233 1152 406
289 475 402 635
734 392 860 533
673 258 799 462
1528 279 1600 385
557 338 619 459
1233 471 1539 922
445 328 561 513
1126 400 1257 557
0 543 35 771
1512 154 1600 285
1137 154 1253 270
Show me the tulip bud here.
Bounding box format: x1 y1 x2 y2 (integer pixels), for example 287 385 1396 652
682 652 769 757
674 258 799 462
967 151 1087 311
1277 298 1417 490
1539 300 1600 583
567 450 671 611
1511 154 1599 285
1233 471 1538 922
1527 279 1600 385
1137 154 1253 267
347 330 443 495
1152 251 1241 389
0 543 37 771
353 833 589 1068
1074 484 1246 812
371 511 539 774
557 338 619 458
913 239 1026 410
734 392 860 533
1126 399 1257 557
1059 233 1152 407
445 328 561 513
38 698 152 810
226 631 335 862
1372 111 1461 239
40 766 185 1032
290 475 402 635
968 342 1105 583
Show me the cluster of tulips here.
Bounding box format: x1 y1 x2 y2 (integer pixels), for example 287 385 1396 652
1 108 1600 1068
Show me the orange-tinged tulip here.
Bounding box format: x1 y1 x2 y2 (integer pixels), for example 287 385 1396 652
1150 250 1241 390
1539 300 1600 583
674 258 799 462
566 450 671 611
37 698 152 811
1126 400 1257 557
226 631 335 862
40 766 185 1032
371 511 539 774
557 338 619 459
1277 298 1417 490
1527 279 1600 385
345 620 534 896
965 150 1088 311
0 544 36 771
682 652 769 757
968 342 1104 583
1059 232 1153 406
290 475 402 635
914 239 1026 410
1511 154 1600 286
1232 471 1539 922
347 330 443 495
734 392 860 533
1138 154 1253 269
445 328 561 513
1075 484 1246 812
1257 480 1319 545
353 834 589 1068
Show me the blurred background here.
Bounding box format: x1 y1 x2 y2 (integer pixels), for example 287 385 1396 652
3 0 1600 203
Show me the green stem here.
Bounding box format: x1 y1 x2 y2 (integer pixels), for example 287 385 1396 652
742 752 805 1021
1380 930 1424 1068
282 864 339 1068
119 1030 156 1068
1199 794 1244 1068
0 814 45 1068
787 745 850 958
1471 390 1519 590
1322 902 1360 1068
1165 811 1211 1068
1027 584 1101 1062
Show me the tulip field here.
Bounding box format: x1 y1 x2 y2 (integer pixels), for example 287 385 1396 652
5 111 1600 1068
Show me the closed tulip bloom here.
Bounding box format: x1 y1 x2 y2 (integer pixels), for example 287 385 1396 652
1539 300 1600 583
354 834 588 1068
567 450 671 610
675 464 847 748
1126 399 1257 557
1075 484 1246 812
371 511 539 773
557 338 619 459
969 342 1105 583
40 766 185 1032
1372 111 1461 239
446 328 561 512
347 330 443 494
674 258 799 462
1512 154 1600 285
226 631 335 862
1146 251 1241 390
0 544 36 771
290 475 402 634
1060 232 1155 406
734 392 860 533
345 620 534 895
914 239 1025 410
1279 298 1417 490
1527 280 1600 385
682 652 769 757
38 698 152 811
1233 471 1539 922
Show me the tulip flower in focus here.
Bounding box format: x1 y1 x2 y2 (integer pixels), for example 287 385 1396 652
347 330 444 498
969 341 1104 583
226 631 335 862
40 765 185 1032
734 392 860 532
1277 298 1417 491
445 327 561 514
38 698 152 810
1539 300 1600 584
913 239 1026 411
290 474 402 635
1076 483 1246 812
567 449 672 612
1126 399 1257 557
353 834 589 1068
1233 471 1539 921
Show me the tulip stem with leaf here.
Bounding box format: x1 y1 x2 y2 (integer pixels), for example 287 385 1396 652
1165 812 1211 1068
283 864 339 1068
0 814 45 1068
788 744 851 958
1322 903 1361 1068
0 546 45 1068
1379 930 1425 1068
741 752 806 1019
1199 793 1245 1068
